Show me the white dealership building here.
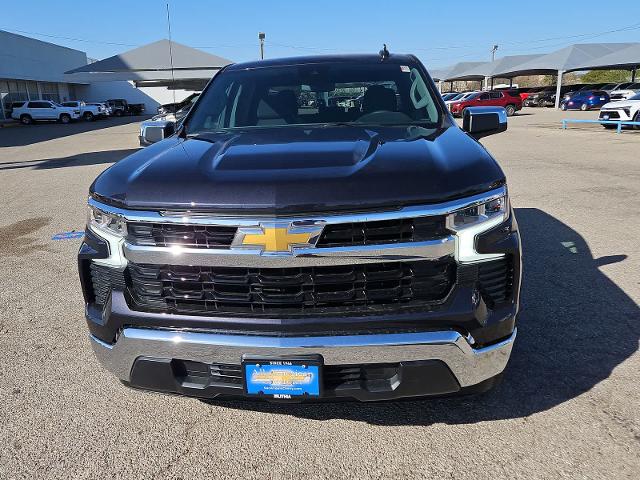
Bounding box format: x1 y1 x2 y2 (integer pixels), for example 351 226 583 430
0 30 230 120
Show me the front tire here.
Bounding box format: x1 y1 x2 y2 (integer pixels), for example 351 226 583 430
59 113 71 124
634 112 640 130
580 103 589 111
20 114 33 125
83 112 94 122
114 109 123 117
505 104 516 116
560 103 567 111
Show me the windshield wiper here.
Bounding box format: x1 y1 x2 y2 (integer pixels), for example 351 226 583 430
185 132 217 143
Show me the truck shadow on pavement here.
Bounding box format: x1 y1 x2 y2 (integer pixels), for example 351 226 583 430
208 208 639 425
0 149 139 171
0 116 148 148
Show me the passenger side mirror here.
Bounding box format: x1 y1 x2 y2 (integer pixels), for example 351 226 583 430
139 120 176 146
462 106 507 140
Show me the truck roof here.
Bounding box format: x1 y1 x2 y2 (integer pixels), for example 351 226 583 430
226 53 420 71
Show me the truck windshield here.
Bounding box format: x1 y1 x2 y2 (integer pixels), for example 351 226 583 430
186 62 441 133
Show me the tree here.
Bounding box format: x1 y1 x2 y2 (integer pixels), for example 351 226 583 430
580 70 631 83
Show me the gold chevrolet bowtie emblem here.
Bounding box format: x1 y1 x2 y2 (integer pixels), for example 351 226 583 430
234 224 323 253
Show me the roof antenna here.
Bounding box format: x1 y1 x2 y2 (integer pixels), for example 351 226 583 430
166 3 176 106
379 44 390 61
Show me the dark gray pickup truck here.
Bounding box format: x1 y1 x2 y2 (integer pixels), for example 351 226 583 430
79 51 520 402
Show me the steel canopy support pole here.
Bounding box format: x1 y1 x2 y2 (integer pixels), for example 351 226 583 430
632 67 637 82
555 70 564 109
438 81 443 93
509 78 513 87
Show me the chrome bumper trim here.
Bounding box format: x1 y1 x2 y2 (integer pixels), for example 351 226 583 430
90 328 516 387
88 186 506 226
123 237 455 267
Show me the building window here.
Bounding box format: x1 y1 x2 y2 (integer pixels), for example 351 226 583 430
26 81 38 99
0 80 8 119
39 82 60 102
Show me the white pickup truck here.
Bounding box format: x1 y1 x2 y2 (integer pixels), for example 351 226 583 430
11 100 81 124
61 101 108 121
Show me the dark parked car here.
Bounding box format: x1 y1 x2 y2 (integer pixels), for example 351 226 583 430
157 93 200 115
523 88 556 107
81 52 520 402
105 99 145 116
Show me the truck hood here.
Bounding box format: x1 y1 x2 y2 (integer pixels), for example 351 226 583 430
91 125 505 214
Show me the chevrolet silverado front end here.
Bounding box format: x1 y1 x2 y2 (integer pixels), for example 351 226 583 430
79 53 521 402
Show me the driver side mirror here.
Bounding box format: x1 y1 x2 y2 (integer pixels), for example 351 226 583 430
139 120 176 146
462 106 507 140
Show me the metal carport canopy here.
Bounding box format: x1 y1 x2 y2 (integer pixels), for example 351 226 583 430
575 43 640 79
444 55 544 91
441 62 488 82
490 43 638 107
64 39 232 87
429 67 453 82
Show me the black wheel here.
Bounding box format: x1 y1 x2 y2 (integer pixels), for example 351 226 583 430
634 112 640 130
20 114 33 125
505 104 516 116
59 113 71 124
560 103 567 111
83 111 94 121
114 109 123 117
580 103 589 111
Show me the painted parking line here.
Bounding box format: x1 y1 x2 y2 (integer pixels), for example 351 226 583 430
52 231 84 241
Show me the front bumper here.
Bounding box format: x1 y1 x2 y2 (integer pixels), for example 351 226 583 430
599 109 633 121
91 327 516 401
79 186 521 401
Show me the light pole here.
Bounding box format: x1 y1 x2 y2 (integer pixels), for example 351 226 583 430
259 32 265 60
491 44 499 62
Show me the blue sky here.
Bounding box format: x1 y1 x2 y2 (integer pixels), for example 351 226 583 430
4 1 640 68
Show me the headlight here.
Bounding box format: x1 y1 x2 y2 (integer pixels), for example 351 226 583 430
447 195 508 230
88 205 127 236
447 192 509 263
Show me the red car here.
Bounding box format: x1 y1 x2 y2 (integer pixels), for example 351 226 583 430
450 90 523 117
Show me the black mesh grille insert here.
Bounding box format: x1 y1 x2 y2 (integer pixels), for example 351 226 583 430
127 260 456 317
477 257 514 306
89 263 126 306
127 222 237 249
317 216 447 247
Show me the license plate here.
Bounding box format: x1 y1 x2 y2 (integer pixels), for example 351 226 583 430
243 355 322 399
603 115 610 120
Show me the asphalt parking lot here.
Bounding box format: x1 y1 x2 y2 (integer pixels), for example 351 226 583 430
1 110 638 479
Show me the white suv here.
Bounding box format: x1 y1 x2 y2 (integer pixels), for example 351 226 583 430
11 100 81 125
599 92 640 128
